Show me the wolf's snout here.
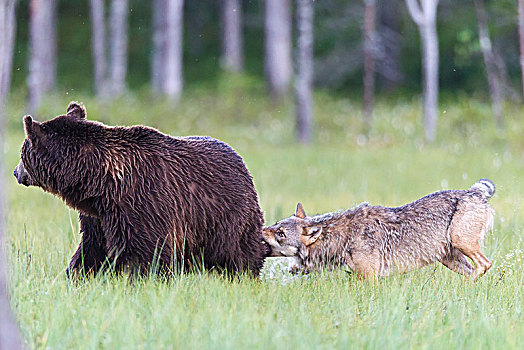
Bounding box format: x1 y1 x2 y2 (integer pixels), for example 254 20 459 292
261 240 271 257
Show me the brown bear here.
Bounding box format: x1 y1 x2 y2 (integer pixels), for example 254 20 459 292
14 102 268 276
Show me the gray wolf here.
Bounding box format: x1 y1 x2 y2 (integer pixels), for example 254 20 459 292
262 179 495 279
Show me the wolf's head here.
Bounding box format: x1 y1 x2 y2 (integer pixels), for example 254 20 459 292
262 203 323 257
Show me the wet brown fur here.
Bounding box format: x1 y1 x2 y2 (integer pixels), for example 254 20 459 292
14 102 267 276
262 180 495 279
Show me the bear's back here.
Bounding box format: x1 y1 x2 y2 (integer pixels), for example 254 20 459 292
109 125 265 273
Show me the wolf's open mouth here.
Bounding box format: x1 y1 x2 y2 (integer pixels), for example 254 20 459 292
261 240 271 257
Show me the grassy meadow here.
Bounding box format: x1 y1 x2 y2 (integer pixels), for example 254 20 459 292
2 78 524 348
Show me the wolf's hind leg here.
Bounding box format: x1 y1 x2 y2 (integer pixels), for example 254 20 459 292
448 202 493 279
439 247 473 276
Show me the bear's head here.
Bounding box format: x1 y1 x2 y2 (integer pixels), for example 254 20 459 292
14 101 97 198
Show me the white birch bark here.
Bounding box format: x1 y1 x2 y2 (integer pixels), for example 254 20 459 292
164 0 184 102
221 0 243 72
0 1 22 347
90 0 107 96
265 0 292 100
152 0 167 93
295 0 314 144
27 0 57 113
363 0 376 126
109 0 128 96
405 0 439 142
42 0 56 92
0 0 17 103
0 121 22 350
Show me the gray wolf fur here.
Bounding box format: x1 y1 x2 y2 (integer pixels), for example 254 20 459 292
262 179 495 279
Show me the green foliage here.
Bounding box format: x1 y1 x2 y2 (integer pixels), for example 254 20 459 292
3 84 524 348
8 0 522 96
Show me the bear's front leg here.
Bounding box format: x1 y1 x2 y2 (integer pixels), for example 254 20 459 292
67 215 108 278
101 210 174 277
100 211 145 276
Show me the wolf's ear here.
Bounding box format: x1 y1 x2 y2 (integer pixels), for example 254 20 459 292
66 101 86 119
295 202 307 219
23 115 42 139
302 226 322 246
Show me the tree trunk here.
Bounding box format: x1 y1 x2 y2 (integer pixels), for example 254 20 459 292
27 0 57 113
405 0 440 143
90 0 107 96
295 0 314 144
492 45 520 103
378 0 403 90
220 0 243 73
474 0 503 128
363 0 376 127
109 0 128 96
0 114 22 350
0 0 17 103
421 21 439 142
152 0 166 93
519 0 524 100
163 0 184 102
0 1 22 347
42 0 57 92
265 0 292 100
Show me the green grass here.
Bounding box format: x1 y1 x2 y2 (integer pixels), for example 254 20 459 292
3 78 524 348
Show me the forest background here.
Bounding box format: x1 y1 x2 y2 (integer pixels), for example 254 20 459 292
0 0 523 348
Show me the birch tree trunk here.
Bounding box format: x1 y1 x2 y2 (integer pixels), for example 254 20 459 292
518 0 524 100
152 0 167 93
265 0 292 101
90 0 107 96
0 0 17 103
0 122 22 350
295 0 314 144
164 0 184 102
109 0 128 96
0 144 22 350
421 19 439 142
473 0 503 128
378 0 403 90
27 0 57 113
42 0 56 92
363 0 376 127
0 1 22 347
221 0 243 73
492 46 519 103
405 0 439 143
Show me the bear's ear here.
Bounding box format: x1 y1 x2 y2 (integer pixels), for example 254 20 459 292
66 101 86 119
23 115 43 139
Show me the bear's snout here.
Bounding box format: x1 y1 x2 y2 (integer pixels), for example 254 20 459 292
14 161 32 187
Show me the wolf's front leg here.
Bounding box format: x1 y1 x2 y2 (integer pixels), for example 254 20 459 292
67 215 108 278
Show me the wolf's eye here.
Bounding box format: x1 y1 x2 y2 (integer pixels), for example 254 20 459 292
278 231 286 238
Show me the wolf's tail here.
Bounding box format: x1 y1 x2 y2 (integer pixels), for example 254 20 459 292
469 179 496 199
